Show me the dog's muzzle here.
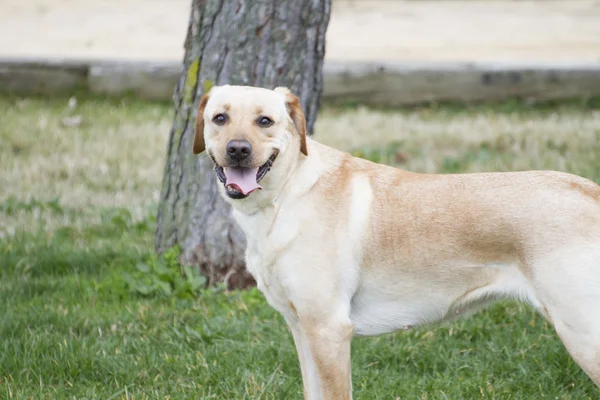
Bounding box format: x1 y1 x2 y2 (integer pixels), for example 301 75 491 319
212 152 278 199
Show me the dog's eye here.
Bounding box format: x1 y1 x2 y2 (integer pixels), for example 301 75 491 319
212 113 227 125
257 116 274 128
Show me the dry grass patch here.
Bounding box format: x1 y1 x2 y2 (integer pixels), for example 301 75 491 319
319 106 600 178
0 96 171 236
0 97 171 209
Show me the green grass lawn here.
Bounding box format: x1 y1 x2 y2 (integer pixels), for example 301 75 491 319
1 95 600 399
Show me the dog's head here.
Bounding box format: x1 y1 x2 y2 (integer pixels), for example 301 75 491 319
193 85 308 200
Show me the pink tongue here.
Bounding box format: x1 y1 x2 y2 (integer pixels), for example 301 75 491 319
224 167 262 195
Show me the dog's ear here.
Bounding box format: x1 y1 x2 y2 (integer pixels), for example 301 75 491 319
275 87 308 156
193 93 211 154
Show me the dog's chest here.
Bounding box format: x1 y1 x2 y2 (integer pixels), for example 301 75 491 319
245 241 293 318
240 212 301 319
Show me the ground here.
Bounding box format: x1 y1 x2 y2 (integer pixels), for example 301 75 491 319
1 0 599 63
1 94 600 398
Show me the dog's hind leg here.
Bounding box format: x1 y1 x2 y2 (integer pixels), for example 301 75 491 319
532 246 600 387
552 318 600 386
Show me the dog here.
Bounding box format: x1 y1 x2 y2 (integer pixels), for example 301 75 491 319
193 85 600 399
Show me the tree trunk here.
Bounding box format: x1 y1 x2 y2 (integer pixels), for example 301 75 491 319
155 0 331 288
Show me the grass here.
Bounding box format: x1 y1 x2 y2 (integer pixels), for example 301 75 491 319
1 94 600 399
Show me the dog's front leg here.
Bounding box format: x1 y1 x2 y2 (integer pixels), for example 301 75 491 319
287 320 322 399
288 314 354 400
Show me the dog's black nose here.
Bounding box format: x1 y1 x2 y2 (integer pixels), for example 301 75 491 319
226 140 252 162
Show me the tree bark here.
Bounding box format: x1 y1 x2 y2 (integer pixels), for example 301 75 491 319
155 0 331 288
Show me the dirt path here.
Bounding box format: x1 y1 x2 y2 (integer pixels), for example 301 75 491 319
2 0 600 62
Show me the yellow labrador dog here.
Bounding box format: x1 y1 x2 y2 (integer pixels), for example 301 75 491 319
193 85 600 399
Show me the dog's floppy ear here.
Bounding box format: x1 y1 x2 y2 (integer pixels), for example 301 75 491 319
193 93 211 154
274 87 308 156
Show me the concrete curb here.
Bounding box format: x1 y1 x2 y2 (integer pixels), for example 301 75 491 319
1 57 600 105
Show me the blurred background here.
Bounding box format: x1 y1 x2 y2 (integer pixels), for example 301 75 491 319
1 0 600 398
2 0 600 62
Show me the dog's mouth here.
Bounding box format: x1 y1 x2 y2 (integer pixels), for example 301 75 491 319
213 152 278 199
